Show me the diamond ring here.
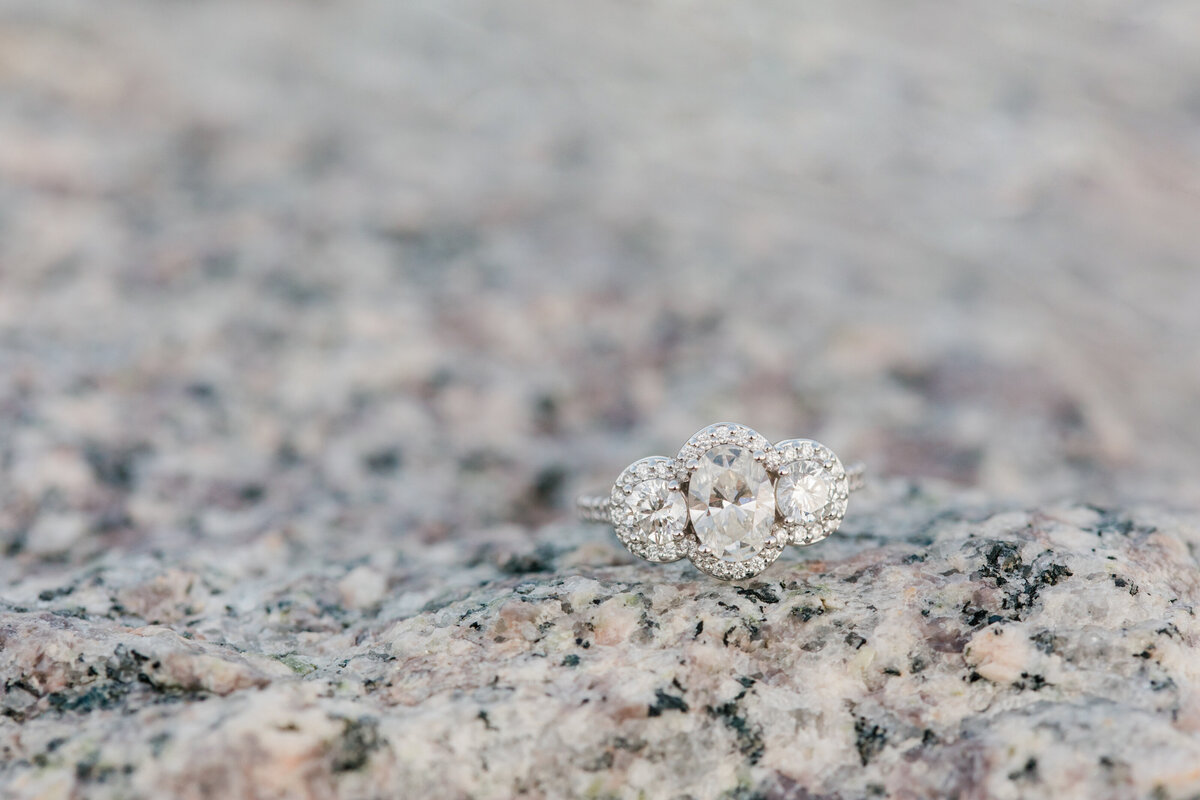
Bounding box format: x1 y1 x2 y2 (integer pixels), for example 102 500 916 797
577 422 866 580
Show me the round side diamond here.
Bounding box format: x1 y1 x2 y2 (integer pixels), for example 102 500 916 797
776 460 832 517
610 456 687 562
771 438 850 547
628 478 687 546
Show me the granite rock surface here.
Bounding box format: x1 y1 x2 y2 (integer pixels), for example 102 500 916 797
5 500 1200 799
3 0 1200 798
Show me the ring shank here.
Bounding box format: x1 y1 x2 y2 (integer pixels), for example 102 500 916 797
577 462 867 521
576 494 612 522
845 461 867 493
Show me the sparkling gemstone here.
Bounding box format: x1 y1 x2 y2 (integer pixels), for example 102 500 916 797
687 444 776 562
628 479 687 545
776 461 831 517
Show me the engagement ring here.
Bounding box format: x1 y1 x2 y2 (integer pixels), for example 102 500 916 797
577 423 866 580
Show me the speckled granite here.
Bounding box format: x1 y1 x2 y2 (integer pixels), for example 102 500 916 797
5 501 1200 799
2 0 1200 798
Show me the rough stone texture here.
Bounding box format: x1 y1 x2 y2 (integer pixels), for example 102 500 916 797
2 1 1200 798
6 498 1200 799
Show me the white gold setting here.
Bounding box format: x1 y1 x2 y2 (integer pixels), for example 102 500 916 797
578 423 866 580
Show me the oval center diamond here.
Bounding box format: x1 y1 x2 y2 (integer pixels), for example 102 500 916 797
687 444 776 562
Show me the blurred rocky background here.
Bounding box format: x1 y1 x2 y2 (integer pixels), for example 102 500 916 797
1 1 1199 798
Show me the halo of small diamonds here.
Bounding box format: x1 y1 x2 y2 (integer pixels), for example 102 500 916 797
684 524 786 581
773 438 850 546
674 422 774 481
609 456 688 563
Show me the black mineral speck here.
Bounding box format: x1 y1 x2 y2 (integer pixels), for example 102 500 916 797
363 447 402 475
85 442 147 491
854 717 888 766
185 381 217 401
648 688 688 717
962 603 989 628
1113 575 1139 595
1014 672 1048 691
149 732 170 757
707 699 765 764
985 541 1023 573
791 605 824 623
330 717 383 772
1008 756 1039 782
238 483 265 504
39 585 75 602
581 750 614 772
501 543 556 575
47 683 132 714
1030 630 1060 655
972 542 1073 622
1150 676 1176 692
531 465 567 507
1089 507 1136 536
75 752 110 783
1040 563 1072 586
736 584 779 605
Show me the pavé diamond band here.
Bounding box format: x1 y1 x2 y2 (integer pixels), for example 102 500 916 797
577 423 865 580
